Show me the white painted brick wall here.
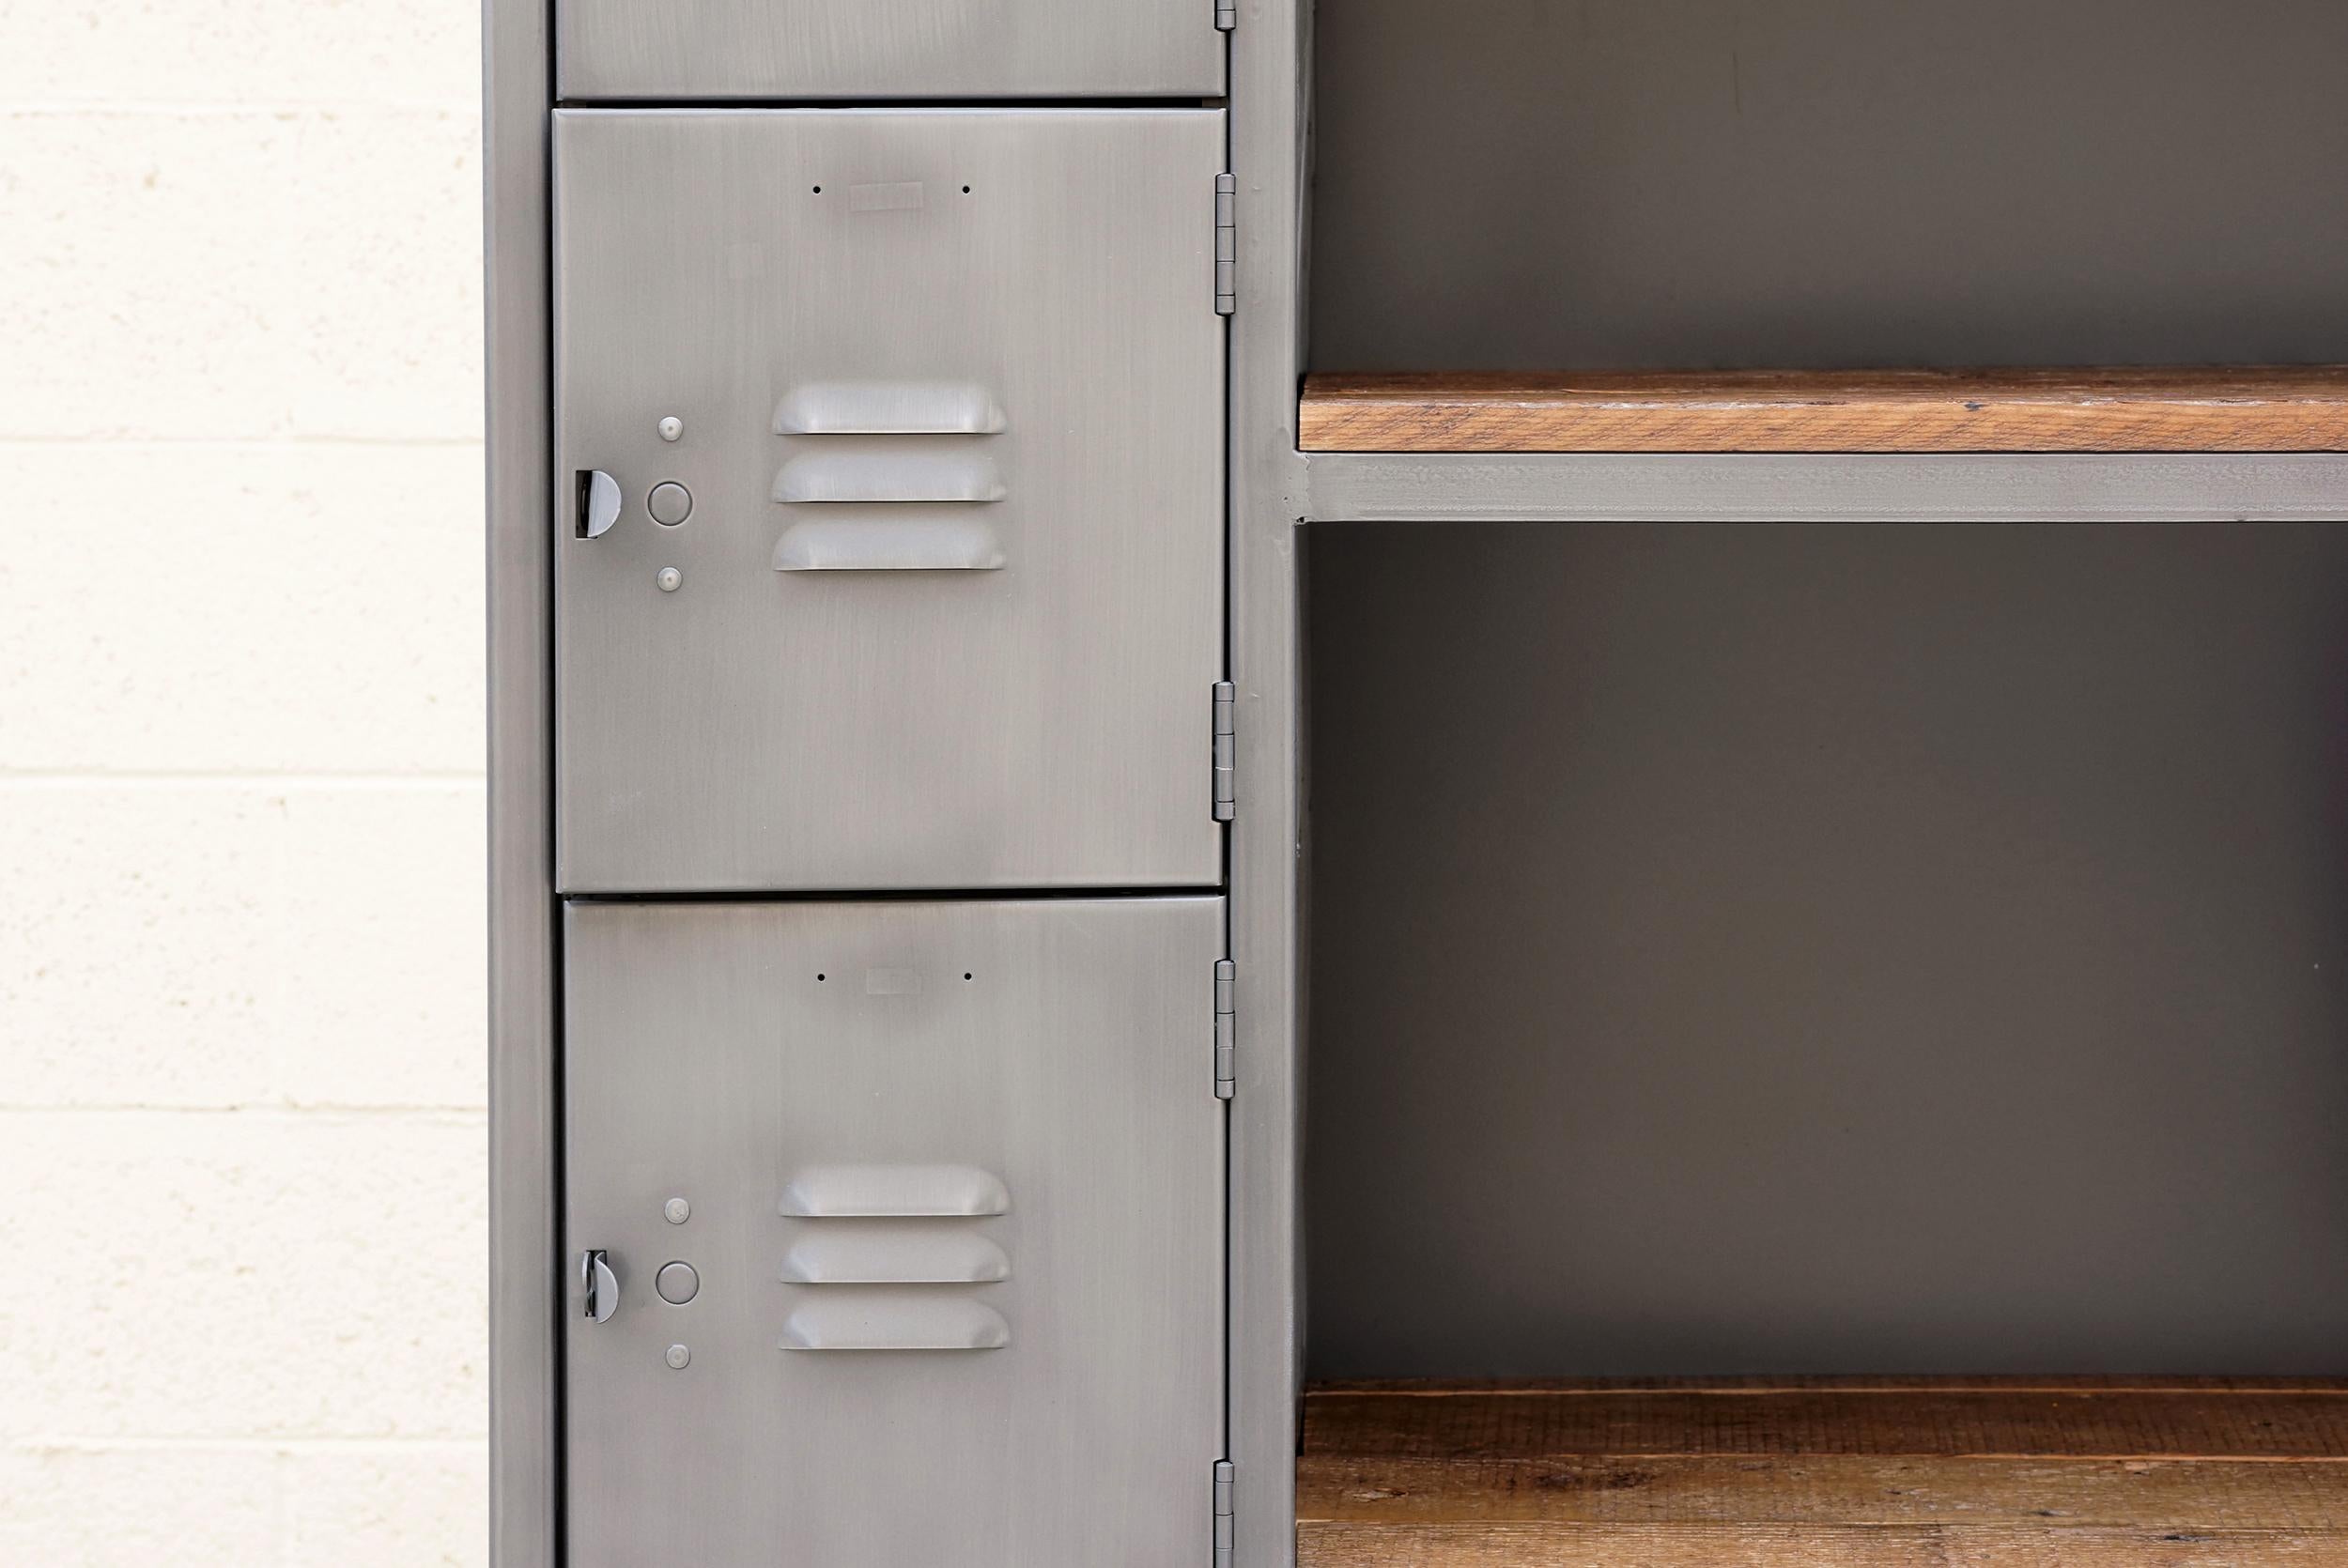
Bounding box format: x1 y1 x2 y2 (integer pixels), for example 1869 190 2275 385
0 0 487 1558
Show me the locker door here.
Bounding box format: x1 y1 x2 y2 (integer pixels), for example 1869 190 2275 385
564 898 1226 1568
556 0 1225 102
553 110 1226 894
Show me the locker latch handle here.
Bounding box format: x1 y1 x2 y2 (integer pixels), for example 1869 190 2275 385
576 469 621 540
580 1248 619 1322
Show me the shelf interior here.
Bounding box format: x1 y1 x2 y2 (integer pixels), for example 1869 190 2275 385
1299 1379 2348 1566
1310 1 2348 374
1298 367 2348 453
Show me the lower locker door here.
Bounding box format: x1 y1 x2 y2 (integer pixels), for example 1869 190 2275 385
564 897 1225 1566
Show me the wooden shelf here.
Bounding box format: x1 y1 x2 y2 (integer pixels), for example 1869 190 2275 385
1299 368 2348 453
1299 1378 2348 1566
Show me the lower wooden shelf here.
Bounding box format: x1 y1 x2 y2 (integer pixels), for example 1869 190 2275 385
1299 1378 2348 1566
1298 368 2348 453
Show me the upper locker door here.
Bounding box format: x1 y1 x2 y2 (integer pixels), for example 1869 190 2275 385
556 0 1224 100
553 110 1225 893
564 897 1225 1568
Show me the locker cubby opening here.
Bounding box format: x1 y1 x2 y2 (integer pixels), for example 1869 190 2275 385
1299 523 2348 1562
1302 0 2348 452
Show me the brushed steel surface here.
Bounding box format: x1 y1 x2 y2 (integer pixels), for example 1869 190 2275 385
557 0 1224 102
553 110 1226 893
771 515 1007 572
780 1224 1012 1284
774 380 1008 436
482 0 558 1559
564 897 1225 1567
1226 0 1313 1556
770 444 1007 504
780 1293 1012 1351
779 1161 1012 1216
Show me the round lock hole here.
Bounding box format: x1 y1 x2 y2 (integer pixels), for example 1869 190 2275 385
647 481 692 527
657 1261 701 1305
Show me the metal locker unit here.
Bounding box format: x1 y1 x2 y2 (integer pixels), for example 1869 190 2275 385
556 0 1226 103
553 109 1228 894
564 897 1227 1568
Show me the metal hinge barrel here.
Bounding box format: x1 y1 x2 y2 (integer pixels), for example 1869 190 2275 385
1213 959 1237 1099
1213 680 1236 820
1214 175 1237 315
1213 1459 1236 1566
1214 0 1235 31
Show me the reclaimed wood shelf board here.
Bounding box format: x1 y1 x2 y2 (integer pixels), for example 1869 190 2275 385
1297 368 2348 453
1298 1378 2348 1567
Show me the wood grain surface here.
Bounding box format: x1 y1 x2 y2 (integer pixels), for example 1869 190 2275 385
1298 367 2348 453
1299 1381 2348 1567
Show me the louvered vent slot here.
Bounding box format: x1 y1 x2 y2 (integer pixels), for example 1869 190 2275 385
770 381 1012 572
778 1163 1012 1351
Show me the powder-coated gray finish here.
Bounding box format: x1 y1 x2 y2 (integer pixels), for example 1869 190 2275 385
558 0 1225 102
1312 0 2348 371
553 109 1226 893
1305 521 2348 1377
565 897 1225 1566
1305 453 2348 524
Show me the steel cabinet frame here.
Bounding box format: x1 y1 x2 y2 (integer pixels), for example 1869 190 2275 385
487 1 2348 1565
488 3 1265 1562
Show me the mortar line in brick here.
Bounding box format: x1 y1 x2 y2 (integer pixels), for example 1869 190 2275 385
17 1437 487 1455
0 772 486 787
0 101 481 116
0 1104 487 1119
0 437 486 449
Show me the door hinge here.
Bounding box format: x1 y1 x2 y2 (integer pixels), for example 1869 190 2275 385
1214 0 1236 31
1213 680 1236 820
1213 1459 1236 1566
1213 959 1237 1099
1214 174 1237 315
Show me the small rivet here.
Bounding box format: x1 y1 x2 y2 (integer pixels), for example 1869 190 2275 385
665 1343 690 1370
656 566 683 592
657 415 683 442
663 1197 690 1224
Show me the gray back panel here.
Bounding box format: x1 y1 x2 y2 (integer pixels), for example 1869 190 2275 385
558 0 1224 100
553 111 1224 893
565 897 1224 1566
1310 0 2348 370
1306 522 2348 1376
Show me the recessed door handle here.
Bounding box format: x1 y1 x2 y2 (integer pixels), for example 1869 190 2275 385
577 469 622 539
580 1248 619 1322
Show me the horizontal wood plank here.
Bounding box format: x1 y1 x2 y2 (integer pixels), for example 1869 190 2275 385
1299 1455 2348 1530
1306 1387 2348 1461
1297 1522 2348 1567
1315 1377 2348 1394
1298 368 2348 453
1300 1382 2348 1567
